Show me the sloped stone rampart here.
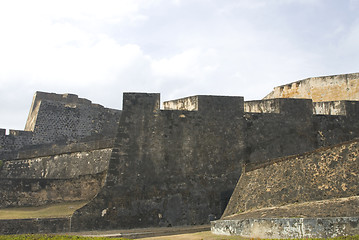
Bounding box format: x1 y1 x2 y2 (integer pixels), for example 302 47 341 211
223 139 359 218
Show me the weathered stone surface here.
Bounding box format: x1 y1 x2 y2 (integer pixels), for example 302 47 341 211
71 92 359 231
223 196 359 219
211 217 359 239
71 93 246 231
0 91 121 159
223 140 359 218
0 172 106 208
0 148 111 179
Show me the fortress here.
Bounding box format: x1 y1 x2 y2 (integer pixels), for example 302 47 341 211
0 72 358 238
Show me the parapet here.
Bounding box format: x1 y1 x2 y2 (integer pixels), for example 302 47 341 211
164 95 244 113
25 91 94 131
313 101 359 117
245 98 312 117
123 93 160 112
164 96 199 111
8 130 33 137
34 92 92 105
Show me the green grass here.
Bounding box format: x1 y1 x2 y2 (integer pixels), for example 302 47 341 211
0 234 359 240
0 235 132 240
0 201 88 219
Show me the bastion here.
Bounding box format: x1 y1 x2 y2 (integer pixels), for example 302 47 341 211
0 72 358 237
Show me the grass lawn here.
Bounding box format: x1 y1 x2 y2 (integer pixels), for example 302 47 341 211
0 234 358 240
0 201 88 219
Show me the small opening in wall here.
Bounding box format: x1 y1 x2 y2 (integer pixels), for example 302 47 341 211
280 87 284 92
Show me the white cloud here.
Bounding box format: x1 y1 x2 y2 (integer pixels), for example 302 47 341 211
151 48 202 77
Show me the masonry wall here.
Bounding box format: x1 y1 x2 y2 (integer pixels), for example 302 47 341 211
0 172 106 208
264 72 359 102
71 93 359 231
0 145 111 208
0 148 111 179
30 96 121 144
223 139 359 218
0 92 121 159
71 93 246 231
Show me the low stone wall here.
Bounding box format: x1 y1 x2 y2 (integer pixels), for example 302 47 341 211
0 172 106 208
211 217 359 239
0 217 70 235
0 148 112 179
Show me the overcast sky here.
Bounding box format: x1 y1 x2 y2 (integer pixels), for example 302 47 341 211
1 0 359 130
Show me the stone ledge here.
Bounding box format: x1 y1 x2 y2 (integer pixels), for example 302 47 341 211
211 217 359 239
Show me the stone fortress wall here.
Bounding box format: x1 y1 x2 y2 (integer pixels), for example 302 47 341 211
71 75 359 231
0 91 121 160
223 139 359 218
0 92 121 208
0 72 358 235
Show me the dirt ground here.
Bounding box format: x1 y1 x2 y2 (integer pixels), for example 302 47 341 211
70 225 244 239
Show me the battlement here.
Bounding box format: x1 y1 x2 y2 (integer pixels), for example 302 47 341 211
34 91 92 105
123 93 160 112
8 130 33 137
164 96 199 111
244 98 312 117
164 95 244 113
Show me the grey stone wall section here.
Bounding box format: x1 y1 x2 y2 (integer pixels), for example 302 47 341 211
0 172 106 208
0 148 112 179
31 99 120 144
211 217 359 239
223 140 359 218
0 91 121 158
70 93 359 231
71 93 246 231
